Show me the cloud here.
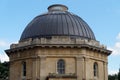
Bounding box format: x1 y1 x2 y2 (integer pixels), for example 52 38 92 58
116 33 120 40
108 70 118 75
0 52 9 63
0 40 10 48
0 39 10 62
108 33 120 55
0 39 18 62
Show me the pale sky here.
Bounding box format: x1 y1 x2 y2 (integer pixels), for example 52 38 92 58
0 0 120 75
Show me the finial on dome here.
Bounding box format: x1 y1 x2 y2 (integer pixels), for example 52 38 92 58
48 4 68 11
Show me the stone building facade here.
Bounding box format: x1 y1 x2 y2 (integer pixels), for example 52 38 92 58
5 4 111 80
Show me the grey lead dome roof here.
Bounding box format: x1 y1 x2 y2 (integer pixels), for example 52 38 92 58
20 4 96 41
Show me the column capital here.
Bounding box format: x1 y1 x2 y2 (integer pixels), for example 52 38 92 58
38 55 46 59
103 61 108 64
76 56 84 61
76 55 89 61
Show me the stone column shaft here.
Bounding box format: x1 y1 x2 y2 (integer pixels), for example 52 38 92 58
32 58 38 80
104 62 108 80
76 56 85 80
40 56 46 80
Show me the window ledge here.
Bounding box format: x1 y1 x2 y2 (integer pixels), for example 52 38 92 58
48 73 77 78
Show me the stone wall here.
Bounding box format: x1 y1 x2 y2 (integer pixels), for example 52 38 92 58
8 46 108 80
6 36 110 80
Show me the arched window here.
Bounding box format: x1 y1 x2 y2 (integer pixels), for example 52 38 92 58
57 59 65 74
22 62 26 77
94 62 98 77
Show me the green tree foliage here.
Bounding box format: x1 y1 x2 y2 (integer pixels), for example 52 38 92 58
108 74 118 80
0 61 9 80
118 68 120 80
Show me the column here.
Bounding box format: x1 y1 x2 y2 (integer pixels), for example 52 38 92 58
32 57 38 80
40 56 46 80
31 56 41 80
76 56 85 80
36 56 40 80
104 61 108 80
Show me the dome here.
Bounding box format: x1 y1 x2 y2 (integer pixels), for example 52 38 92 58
20 4 96 41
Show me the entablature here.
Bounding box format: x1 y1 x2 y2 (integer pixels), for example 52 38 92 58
5 37 112 56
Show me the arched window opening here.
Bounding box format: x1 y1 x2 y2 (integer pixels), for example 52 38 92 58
57 59 65 74
22 62 26 77
94 62 98 77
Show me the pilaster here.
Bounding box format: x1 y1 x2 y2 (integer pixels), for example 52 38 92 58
32 57 38 80
104 61 108 80
39 56 46 80
76 56 85 80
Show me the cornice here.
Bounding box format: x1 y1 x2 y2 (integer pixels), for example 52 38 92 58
5 44 112 56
